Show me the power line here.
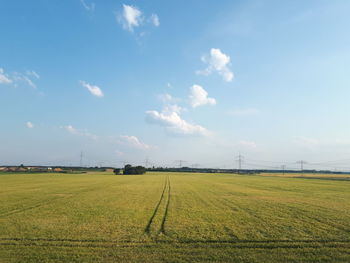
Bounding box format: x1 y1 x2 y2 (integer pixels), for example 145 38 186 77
144 157 150 168
296 160 307 171
79 151 83 167
235 153 244 170
281 165 286 175
175 160 186 168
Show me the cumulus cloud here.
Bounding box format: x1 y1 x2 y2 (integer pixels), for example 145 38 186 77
63 125 98 140
119 4 143 32
80 0 95 12
26 122 34 129
227 108 259 116
146 110 209 136
80 80 104 97
189 84 216 108
119 135 152 150
0 68 12 84
150 14 160 27
117 4 159 33
197 48 234 82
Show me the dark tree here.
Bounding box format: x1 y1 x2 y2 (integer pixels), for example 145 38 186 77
113 168 121 175
123 164 146 175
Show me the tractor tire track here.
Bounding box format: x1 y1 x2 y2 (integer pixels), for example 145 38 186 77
144 176 168 234
0 238 349 250
144 176 171 237
159 176 171 235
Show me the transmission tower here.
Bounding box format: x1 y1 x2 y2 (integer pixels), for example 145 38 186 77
281 164 286 175
175 160 186 168
79 151 84 167
296 160 307 171
144 157 150 168
235 154 244 170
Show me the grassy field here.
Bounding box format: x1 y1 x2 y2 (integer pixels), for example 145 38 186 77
0 172 349 262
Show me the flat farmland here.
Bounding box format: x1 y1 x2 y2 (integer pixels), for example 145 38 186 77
0 172 349 262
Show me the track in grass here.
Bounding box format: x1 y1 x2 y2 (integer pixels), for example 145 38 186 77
144 175 171 237
0 237 349 250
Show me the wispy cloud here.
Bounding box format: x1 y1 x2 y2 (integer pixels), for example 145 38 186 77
239 140 257 149
150 14 160 27
80 0 95 12
62 125 154 151
227 108 259 116
26 121 34 129
0 68 12 84
293 136 319 147
26 70 40 79
80 80 104 97
63 125 98 140
119 135 153 150
116 4 160 33
197 48 234 82
189 84 216 108
0 68 39 89
115 150 124 157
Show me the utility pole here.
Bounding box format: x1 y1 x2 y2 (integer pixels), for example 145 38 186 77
235 153 244 172
281 165 286 175
144 157 150 168
119 160 127 167
175 160 186 168
296 160 307 171
79 151 83 167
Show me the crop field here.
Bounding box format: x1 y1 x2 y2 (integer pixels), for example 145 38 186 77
0 172 349 263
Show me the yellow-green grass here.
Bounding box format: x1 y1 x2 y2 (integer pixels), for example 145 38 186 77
260 172 350 179
0 172 349 262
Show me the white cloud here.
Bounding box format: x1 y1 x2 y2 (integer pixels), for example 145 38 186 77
239 140 257 149
63 125 98 140
0 68 12 84
26 70 40 79
227 108 259 116
115 150 124 157
146 110 209 136
158 93 174 103
1 69 39 89
80 0 95 12
26 122 34 129
119 4 143 32
189 84 216 108
119 135 152 150
294 136 319 146
197 48 234 82
150 14 160 27
117 5 159 33
163 104 185 114
80 80 104 97
22 76 36 89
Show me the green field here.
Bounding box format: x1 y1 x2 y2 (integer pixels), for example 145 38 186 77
0 172 349 262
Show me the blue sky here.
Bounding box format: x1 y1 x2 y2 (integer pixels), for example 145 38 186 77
1 0 350 170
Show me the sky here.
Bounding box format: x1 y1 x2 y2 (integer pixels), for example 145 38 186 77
1 0 350 170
